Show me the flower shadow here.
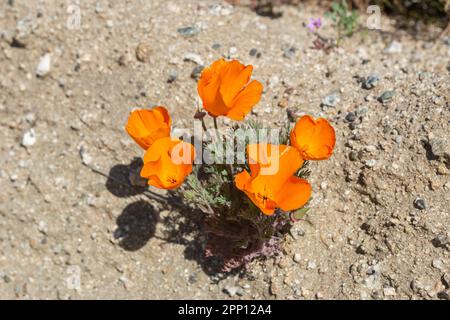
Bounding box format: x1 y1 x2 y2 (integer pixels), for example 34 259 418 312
105 157 147 197
102 160 241 280
114 200 158 251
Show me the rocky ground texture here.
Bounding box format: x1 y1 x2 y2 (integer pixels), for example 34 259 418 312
0 0 449 299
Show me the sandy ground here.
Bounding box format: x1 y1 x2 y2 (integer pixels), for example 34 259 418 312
0 0 449 299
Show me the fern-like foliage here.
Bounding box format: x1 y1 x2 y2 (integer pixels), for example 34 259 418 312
180 120 311 272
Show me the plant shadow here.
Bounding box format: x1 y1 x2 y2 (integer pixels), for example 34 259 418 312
103 158 242 281
114 200 158 251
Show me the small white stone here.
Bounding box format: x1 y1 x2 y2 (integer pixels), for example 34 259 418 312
79 146 93 166
223 285 244 297
38 220 48 234
36 53 51 77
384 41 402 54
293 253 301 263
364 145 377 153
307 261 316 270
365 159 377 168
21 128 36 147
183 52 204 66
432 259 444 270
269 75 280 88
24 112 36 123
383 287 396 296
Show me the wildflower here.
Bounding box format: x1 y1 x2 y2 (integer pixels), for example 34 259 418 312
125 106 171 150
197 59 263 121
140 137 195 190
290 115 335 160
235 144 311 215
306 17 322 32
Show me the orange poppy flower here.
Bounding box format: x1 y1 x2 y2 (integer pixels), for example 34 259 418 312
290 115 335 160
140 137 195 190
125 106 171 150
198 59 263 121
234 144 311 215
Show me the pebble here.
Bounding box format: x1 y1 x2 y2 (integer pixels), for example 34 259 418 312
384 41 402 54
191 65 204 80
283 46 296 59
37 220 48 234
438 290 450 300
365 159 377 168
364 145 377 153
24 112 36 123
135 42 152 63
363 74 380 89
413 198 426 210
177 26 199 38
188 273 198 284
345 112 356 122
383 287 396 296
293 253 301 263
349 151 358 161
442 273 450 288
307 261 316 270
36 53 51 77
21 128 36 147
378 91 395 104
322 93 340 108
212 43 221 50
278 98 289 108
365 93 374 102
184 52 204 66
167 69 178 83
443 36 450 46
432 259 444 270
223 285 244 297
3 275 11 283
249 48 258 56
427 137 448 160
79 146 93 166
432 235 449 248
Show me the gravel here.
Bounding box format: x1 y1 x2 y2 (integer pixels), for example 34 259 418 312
36 53 51 77
413 198 426 210
0 0 448 300
21 128 36 147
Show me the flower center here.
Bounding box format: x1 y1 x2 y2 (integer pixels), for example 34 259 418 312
167 176 178 184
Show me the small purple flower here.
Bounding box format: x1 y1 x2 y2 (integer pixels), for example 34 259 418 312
306 17 322 32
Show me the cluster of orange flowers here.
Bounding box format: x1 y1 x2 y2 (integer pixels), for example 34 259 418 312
126 59 335 215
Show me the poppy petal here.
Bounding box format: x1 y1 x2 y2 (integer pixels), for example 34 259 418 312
198 59 229 117
219 61 253 107
246 144 303 194
125 107 171 150
234 169 251 190
141 137 194 190
277 177 312 212
226 80 263 121
290 115 335 160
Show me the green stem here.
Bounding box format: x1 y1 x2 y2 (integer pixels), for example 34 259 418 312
201 117 207 132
